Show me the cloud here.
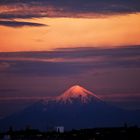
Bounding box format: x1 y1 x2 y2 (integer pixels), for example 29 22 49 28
0 62 11 71
0 20 46 27
0 46 140 76
0 96 51 101
101 93 140 102
1 45 140 59
0 0 140 19
0 61 83 76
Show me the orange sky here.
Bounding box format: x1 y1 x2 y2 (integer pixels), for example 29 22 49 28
0 13 140 52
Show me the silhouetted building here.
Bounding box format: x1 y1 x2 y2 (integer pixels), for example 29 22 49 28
55 126 64 133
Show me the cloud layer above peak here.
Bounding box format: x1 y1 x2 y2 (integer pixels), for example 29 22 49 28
0 0 140 19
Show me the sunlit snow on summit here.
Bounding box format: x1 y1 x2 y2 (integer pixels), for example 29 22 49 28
57 85 102 103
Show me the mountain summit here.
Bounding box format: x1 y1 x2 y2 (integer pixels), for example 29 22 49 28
57 85 101 103
1 85 140 130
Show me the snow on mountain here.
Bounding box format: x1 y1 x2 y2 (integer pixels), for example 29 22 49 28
56 85 102 103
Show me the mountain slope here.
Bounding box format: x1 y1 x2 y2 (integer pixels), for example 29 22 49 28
56 85 102 103
0 85 140 130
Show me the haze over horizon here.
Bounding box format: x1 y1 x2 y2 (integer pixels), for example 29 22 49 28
0 0 140 119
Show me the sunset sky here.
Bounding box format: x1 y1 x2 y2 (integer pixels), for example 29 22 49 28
0 0 140 118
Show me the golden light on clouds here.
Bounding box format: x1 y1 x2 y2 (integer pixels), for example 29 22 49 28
0 13 140 52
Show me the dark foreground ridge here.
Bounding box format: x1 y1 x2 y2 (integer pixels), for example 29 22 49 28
0 126 140 140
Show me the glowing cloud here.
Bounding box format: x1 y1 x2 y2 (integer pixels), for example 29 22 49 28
0 13 140 52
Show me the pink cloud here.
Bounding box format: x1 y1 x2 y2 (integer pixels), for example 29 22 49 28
0 96 52 101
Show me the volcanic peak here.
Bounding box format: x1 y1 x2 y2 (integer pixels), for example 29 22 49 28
57 85 100 103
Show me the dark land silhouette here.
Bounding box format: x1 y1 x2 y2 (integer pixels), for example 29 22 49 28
0 126 140 140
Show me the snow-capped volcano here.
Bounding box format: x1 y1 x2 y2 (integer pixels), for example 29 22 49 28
1 85 140 130
57 85 101 103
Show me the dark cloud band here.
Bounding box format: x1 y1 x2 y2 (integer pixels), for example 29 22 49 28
0 46 140 76
0 0 140 19
0 20 46 27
